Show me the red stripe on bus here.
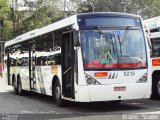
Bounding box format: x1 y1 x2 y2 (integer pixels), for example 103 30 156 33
85 62 146 68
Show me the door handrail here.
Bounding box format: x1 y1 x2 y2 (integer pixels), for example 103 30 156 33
63 66 72 75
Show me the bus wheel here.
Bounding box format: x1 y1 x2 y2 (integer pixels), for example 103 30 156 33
17 78 23 96
13 77 18 94
152 74 160 99
54 80 65 107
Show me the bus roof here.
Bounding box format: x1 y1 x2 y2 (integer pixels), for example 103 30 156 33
77 12 140 18
5 14 78 47
143 16 160 30
5 12 140 48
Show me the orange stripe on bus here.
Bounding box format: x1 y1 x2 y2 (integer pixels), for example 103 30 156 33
152 59 160 66
94 72 108 77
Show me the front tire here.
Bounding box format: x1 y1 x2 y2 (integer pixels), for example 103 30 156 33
152 74 160 99
53 80 65 107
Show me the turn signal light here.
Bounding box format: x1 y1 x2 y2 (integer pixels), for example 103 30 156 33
94 72 108 77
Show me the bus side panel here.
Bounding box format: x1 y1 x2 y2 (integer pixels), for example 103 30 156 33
10 66 17 86
35 65 62 96
19 66 30 91
9 66 29 90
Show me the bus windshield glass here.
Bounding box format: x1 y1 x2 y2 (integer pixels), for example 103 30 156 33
80 28 147 69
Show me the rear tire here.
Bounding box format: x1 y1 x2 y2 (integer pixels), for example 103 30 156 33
152 74 160 99
12 77 18 94
53 80 65 107
17 77 23 96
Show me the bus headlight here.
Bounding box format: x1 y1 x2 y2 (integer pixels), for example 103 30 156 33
141 76 147 82
136 73 148 83
85 74 101 85
86 78 93 84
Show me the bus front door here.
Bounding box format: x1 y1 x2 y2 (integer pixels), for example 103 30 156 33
62 31 75 98
29 42 36 90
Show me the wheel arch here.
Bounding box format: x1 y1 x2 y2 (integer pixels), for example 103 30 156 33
152 70 160 83
151 70 160 99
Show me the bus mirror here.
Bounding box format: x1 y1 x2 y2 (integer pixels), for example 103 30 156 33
73 31 80 47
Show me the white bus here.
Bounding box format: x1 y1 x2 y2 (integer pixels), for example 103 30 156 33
3 12 151 106
144 17 160 99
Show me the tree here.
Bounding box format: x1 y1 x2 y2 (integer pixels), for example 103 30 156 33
139 0 160 18
55 0 78 17
2 0 160 40
77 0 125 13
77 0 94 13
10 0 63 35
77 0 160 19
0 0 12 40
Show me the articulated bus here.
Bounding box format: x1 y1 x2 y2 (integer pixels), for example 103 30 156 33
144 17 160 99
3 12 151 106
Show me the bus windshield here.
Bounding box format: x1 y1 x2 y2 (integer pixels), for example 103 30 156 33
80 28 147 69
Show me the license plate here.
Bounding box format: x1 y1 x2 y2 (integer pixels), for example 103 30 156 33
114 86 126 91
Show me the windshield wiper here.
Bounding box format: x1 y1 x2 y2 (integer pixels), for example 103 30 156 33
120 26 130 44
95 26 115 54
117 26 131 55
119 26 141 44
95 26 113 44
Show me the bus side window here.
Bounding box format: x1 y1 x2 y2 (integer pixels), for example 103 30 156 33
54 54 61 65
44 56 54 65
9 48 17 66
41 56 46 65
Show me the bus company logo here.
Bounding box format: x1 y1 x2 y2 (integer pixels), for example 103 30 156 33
152 59 160 66
94 72 108 77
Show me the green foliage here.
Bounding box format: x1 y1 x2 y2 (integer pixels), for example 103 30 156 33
2 20 13 39
77 0 93 13
95 0 116 12
0 0 10 20
0 0 12 40
77 0 160 19
15 0 63 35
77 0 125 13
139 0 160 18
1 0 160 41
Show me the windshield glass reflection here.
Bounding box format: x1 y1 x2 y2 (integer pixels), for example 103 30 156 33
80 29 147 69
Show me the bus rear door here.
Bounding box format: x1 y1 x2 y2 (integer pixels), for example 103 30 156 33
29 41 36 90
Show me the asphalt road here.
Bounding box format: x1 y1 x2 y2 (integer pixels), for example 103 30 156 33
1 79 160 120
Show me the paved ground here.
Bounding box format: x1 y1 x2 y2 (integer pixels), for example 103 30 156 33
1 78 160 120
